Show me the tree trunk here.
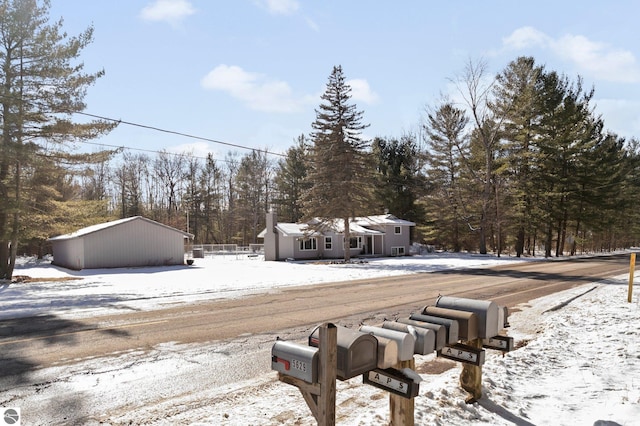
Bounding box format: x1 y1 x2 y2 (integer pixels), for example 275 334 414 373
343 217 351 262
545 223 553 258
515 226 525 257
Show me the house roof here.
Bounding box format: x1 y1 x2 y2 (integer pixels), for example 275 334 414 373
312 219 383 235
354 214 416 227
258 217 388 239
48 216 194 241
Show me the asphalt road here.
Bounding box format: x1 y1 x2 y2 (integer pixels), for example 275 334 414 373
0 254 632 377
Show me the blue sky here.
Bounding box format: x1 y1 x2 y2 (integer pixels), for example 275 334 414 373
47 0 640 162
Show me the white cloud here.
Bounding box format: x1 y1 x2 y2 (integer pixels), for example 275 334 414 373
167 142 219 159
502 26 551 50
140 0 195 26
501 26 640 83
594 98 640 139
347 79 379 105
201 65 303 113
553 34 640 83
258 0 299 15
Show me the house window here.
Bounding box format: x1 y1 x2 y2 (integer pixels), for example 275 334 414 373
394 226 401 235
325 237 333 250
349 236 363 249
299 237 317 251
391 246 405 256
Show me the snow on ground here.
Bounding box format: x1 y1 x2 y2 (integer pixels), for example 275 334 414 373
178 280 640 426
2 253 640 425
3 253 533 320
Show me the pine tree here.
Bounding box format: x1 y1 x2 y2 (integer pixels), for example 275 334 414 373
0 0 116 279
302 65 371 261
491 57 544 256
274 134 309 223
423 102 471 251
372 134 425 224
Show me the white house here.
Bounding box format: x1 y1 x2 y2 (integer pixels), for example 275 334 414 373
259 212 415 261
49 216 193 270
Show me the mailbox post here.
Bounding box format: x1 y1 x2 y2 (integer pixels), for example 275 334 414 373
459 338 483 403
389 358 415 426
275 323 337 425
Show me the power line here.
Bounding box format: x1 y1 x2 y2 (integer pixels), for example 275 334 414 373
73 111 288 158
0 93 289 159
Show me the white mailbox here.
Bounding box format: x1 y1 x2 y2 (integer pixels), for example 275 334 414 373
360 325 415 362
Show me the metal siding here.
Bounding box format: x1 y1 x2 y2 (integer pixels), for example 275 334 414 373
52 238 84 270
83 218 185 268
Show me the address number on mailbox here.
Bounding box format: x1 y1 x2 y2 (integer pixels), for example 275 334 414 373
291 359 308 373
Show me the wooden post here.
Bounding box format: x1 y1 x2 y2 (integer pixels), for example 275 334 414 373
389 358 415 426
629 253 636 303
317 323 337 424
277 323 337 425
459 338 483 403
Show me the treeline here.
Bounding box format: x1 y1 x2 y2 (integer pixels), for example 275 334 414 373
28 59 640 259
423 57 640 257
1 0 639 271
9 58 640 261
10 3 640 281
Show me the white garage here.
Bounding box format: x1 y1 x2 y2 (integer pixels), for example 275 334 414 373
49 216 193 270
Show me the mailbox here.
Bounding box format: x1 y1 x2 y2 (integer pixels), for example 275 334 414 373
271 339 319 383
409 313 460 344
396 318 447 351
435 296 500 338
422 306 478 341
382 321 436 355
309 325 377 380
360 325 415 362
371 336 399 369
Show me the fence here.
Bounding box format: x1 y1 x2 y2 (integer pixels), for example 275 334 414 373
190 244 264 258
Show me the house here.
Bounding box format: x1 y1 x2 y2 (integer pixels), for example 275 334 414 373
259 212 415 261
49 216 193 270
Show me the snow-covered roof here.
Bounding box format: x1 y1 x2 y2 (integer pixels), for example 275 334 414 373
48 216 193 241
258 214 411 239
276 223 318 237
355 214 416 227
313 219 383 235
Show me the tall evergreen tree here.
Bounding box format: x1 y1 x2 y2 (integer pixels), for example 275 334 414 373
235 150 271 245
372 134 425 224
302 65 371 261
274 135 309 223
423 102 471 251
0 0 116 279
491 57 544 256
535 71 594 256
197 153 224 243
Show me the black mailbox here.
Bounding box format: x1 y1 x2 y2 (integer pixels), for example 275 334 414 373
309 324 378 381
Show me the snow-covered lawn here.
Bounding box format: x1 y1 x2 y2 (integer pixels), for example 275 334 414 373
2 253 639 425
